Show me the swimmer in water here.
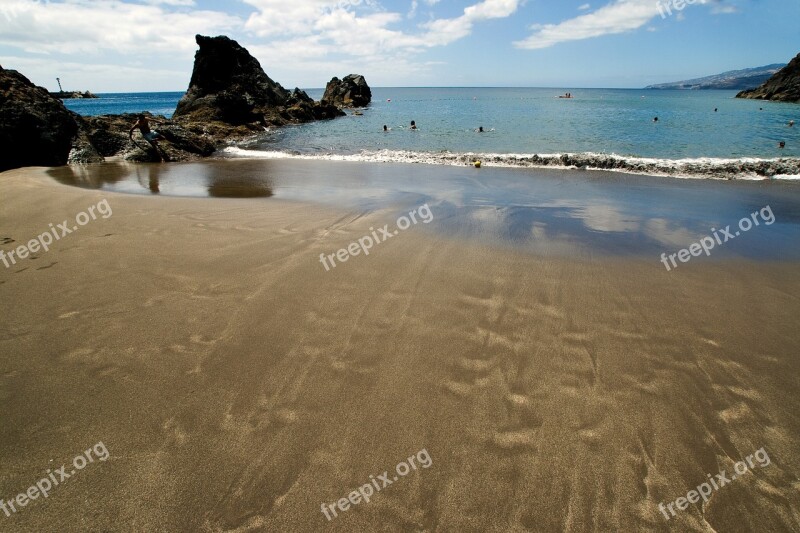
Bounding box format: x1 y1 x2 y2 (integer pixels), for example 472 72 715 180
383 125 388 132
478 126 484 133
779 141 786 149
410 120 417 130
653 117 659 122
789 120 795 127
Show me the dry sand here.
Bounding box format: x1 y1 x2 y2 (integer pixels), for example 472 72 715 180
1 166 799 532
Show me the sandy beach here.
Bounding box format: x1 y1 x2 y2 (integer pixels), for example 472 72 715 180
2 163 800 532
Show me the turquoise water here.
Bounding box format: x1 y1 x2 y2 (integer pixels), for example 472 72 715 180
265 88 800 159
63 91 184 118
63 88 800 160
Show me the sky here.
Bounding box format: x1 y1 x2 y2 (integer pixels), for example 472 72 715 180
0 0 798 92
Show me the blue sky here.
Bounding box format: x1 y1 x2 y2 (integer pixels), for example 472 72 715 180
0 0 797 92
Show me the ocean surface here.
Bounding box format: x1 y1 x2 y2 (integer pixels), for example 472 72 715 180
63 88 800 175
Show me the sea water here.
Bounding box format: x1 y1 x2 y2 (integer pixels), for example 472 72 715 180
64 87 800 165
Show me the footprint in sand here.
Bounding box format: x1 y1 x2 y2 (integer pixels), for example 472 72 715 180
505 392 544 427
162 417 188 446
442 380 473 397
36 262 58 270
190 334 218 346
491 429 539 450
0 237 14 245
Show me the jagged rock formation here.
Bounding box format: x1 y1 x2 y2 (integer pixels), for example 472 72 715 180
322 74 372 107
0 66 79 172
173 34 343 127
737 53 800 102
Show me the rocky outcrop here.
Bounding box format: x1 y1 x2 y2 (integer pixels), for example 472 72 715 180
737 53 800 102
0 66 79 172
173 35 344 127
174 35 291 124
1 34 362 170
322 74 371 108
77 113 217 163
51 91 98 99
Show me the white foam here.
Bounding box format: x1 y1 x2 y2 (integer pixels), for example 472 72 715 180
221 147 800 180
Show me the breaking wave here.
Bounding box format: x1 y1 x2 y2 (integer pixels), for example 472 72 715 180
222 147 800 181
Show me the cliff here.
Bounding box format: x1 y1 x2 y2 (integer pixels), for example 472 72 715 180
736 53 800 102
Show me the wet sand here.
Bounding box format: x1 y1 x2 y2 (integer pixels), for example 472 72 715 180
1 163 800 532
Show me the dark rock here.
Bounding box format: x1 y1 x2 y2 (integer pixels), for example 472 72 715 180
322 74 372 108
80 114 132 157
0 66 79 172
174 35 293 124
68 115 104 164
78 113 217 162
51 91 98 99
173 35 345 128
159 123 216 157
737 52 800 102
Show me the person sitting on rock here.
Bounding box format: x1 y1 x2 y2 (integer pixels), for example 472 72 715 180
130 114 166 147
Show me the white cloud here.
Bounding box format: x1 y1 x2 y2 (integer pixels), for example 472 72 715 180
0 0 522 89
0 0 239 55
710 4 739 14
142 0 196 5
244 0 521 74
514 0 737 49
515 0 667 49
409 0 418 18
422 0 520 46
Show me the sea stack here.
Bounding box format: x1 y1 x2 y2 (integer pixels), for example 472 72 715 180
0 66 79 171
736 52 800 102
322 74 372 108
173 35 344 126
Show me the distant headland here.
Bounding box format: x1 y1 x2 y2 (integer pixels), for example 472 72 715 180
645 64 785 91
49 77 97 99
50 90 98 99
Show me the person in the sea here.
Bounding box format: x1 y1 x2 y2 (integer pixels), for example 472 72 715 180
478 126 484 133
653 117 659 122
790 120 795 127
130 114 166 148
410 120 417 130
383 125 388 132
779 141 786 149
